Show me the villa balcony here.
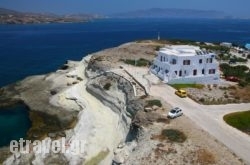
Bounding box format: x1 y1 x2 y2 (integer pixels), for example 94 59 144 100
154 59 170 64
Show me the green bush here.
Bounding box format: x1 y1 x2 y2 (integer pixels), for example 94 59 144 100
200 45 229 53
220 63 249 78
245 72 250 83
123 58 150 67
146 99 162 107
238 80 248 87
137 58 150 66
199 98 205 103
171 84 204 89
161 129 187 143
218 54 231 61
229 56 248 63
168 39 197 45
155 46 161 51
123 59 135 65
220 63 250 86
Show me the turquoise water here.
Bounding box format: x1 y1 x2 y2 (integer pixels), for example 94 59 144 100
0 105 31 147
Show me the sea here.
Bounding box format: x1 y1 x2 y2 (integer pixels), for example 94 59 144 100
0 18 250 147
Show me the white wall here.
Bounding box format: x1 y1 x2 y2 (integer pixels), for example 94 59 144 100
152 50 220 84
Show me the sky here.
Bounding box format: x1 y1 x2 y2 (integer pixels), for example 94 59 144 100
0 0 249 17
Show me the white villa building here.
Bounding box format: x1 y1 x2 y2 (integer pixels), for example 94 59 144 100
151 45 220 84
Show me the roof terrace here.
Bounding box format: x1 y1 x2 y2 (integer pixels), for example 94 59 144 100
159 45 211 56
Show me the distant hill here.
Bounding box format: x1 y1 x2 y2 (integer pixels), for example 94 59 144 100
0 8 103 24
0 8 22 15
110 8 228 19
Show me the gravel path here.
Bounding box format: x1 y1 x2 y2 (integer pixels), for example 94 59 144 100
150 84 250 164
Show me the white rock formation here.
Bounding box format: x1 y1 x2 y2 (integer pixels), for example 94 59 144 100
4 55 131 165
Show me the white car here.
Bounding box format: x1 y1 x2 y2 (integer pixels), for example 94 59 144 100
168 107 183 118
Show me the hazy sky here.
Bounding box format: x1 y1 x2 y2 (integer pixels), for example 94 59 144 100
0 0 249 17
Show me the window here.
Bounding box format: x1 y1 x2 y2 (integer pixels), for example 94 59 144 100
193 69 197 76
174 71 177 75
199 59 202 64
202 69 205 74
160 56 163 62
171 59 177 65
183 60 190 65
179 70 182 77
209 69 216 74
165 69 169 73
206 58 213 63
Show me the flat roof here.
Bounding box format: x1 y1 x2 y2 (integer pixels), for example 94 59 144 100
159 45 210 56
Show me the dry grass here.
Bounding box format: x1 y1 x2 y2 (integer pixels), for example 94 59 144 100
0 148 12 164
156 118 169 124
196 149 216 164
85 149 109 165
230 86 250 102
187 84 250 105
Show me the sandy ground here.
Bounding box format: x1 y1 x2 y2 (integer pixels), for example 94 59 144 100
125 111 244 165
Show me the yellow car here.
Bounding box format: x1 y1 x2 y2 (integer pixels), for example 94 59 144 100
175 89 187 98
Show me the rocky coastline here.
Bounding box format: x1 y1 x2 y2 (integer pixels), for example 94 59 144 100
0 41 152 164
0 41 245 165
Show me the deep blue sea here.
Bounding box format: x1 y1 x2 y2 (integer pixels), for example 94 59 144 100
1 18 250 87
0 18 250 147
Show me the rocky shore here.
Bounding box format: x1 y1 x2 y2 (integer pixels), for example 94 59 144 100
0 41 245 165
0 42 155 164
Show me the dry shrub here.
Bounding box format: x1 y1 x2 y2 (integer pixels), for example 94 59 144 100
231 85 250 102
228 85 237 90
156 118 169 124
151 129 187 143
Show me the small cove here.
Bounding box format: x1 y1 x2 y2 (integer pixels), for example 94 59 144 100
0 104 31 147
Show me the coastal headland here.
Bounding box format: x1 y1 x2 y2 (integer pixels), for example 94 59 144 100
0 40 248 164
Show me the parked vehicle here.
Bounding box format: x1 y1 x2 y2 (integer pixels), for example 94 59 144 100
175 89 187 98
225 76 240 82
168 107 183 118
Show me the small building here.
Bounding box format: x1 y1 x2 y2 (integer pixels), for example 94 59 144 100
245 43 250 50
151 45 220 84
220 42 232 48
